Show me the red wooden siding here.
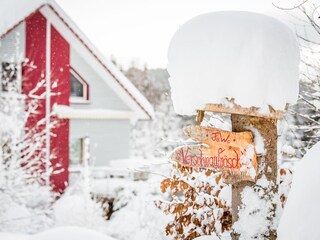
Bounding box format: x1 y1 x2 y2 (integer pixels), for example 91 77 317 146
23 11 47 184
23 11 70 193
50 25 70 193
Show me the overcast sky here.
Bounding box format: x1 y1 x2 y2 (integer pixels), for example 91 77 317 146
56 0 296 69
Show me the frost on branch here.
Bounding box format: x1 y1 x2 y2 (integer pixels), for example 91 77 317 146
233 175 280 239
155 162 232 240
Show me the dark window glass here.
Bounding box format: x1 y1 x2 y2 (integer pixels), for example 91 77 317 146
69 137 90 165
69 138 83 165
1 62 18 92
70 73 84 97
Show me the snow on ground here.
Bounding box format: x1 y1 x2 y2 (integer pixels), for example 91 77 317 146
167 11 300 116
32 227 117 240
278 142 320 240
53 158 171 240
0 233 29 240
1 159 170 240
0 226 117 240
193 232 231 240
98 160 170 240
0 156 170 239
104 178 170 240
194 234 218 240
54 194 106 232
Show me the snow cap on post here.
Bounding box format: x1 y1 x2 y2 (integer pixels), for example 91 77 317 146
167 11 300 116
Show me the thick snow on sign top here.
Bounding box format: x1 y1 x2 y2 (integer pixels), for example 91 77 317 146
167 11 300 116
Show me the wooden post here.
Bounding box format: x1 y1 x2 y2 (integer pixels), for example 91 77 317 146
196 110 204 124
201 102 281 239
231 114 278 240
189 101 282 238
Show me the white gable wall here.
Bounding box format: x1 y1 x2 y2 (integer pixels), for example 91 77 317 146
69 47 132 166
70 48 130 111
70 119 130 166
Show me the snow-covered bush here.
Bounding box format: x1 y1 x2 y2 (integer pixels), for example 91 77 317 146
105 179 168 240
0 88 55 233
156 162 232 239
54 151 107 232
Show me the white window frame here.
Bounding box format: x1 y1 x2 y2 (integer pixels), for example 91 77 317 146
70 68 89 103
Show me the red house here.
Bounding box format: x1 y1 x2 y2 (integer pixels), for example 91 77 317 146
0 0 154 193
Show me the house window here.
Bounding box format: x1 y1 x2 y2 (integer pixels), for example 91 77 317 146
70 68 89 102
1 62 20 92
69 137 90 166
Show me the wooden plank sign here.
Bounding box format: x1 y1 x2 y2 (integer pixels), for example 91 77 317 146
170 126 258 184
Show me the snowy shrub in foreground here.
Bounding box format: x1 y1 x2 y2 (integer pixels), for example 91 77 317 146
156 163 232 239
0 91 56 233
54 157 106 232
105 178 169 240
0 40 57 233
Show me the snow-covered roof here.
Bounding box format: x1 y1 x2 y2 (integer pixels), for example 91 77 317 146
168 11 300 116
53 105 134 120
0 0 154 120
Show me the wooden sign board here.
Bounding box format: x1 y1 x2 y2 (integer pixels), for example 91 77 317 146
170 126 258 184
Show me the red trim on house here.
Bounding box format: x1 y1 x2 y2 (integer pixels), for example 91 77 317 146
70 66 90 101
50 25 70 193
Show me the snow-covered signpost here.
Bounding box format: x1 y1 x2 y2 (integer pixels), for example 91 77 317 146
171 125 258 184
167 11 300 239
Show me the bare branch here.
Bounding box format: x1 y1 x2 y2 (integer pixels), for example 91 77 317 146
272 0 309 10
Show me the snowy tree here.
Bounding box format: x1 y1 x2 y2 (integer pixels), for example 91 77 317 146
272 2 320 212
0 71 56 233
127 67 195 159
273 1 320 160
0 35 57 233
